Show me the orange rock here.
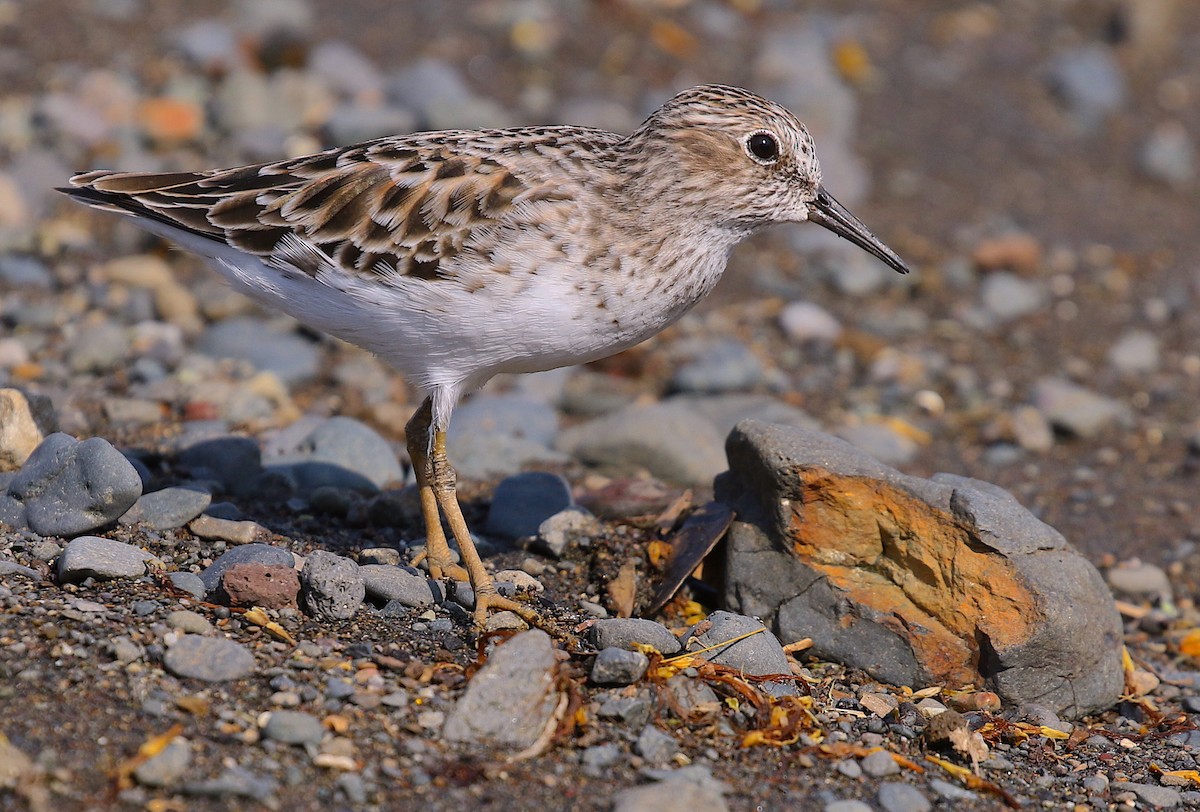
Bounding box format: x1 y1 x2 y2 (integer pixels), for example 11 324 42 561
972 232 1043 275
138 97 204 144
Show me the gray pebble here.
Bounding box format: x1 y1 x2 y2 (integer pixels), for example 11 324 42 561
580 742 623 776
671 338 765 394
834 759 862 779
0 560 41 581
178 436 263 495
166 610 213 635
835 423 919 467
635 724 679 765
121 486 212 530
269 416 404 491
261 710 323 746
1034 377 1129 438
1045 43 1127 130
134 737 191 787
336 772 368 805
485 471 573 539
1139 120 1194 188
1081 773 1109 794
980 272 1045 322
589 618 682 655
301 551 364 619
861 749 900 777
928 778 976 801
591 647 649 686
824 802 873 812
537 507 601 557
57 536 159 583
164 634 255 681
1110 781 1182 809
442 629 561 749
10 433 143 536
1106 562 1172 602
612 776 727 812
1108 330 1161 374
779 300 842 343
684 611 796 697
877 782 932 812
199 543 294 593
181 765 278 805
597 693 651 728
167 571 207 599
195 318 320 386
360 564 434 607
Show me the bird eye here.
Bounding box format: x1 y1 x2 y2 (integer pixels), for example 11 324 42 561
746 131 779 163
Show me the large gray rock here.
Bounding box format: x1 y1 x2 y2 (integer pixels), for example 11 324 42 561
57 536 160 582
9 433 143 536
443 629 561 749
715 420 1123 718
683 611 797 698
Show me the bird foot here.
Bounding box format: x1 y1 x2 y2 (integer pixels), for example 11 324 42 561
409 548 469 582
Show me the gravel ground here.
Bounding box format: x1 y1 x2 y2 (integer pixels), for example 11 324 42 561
3 1 1200 810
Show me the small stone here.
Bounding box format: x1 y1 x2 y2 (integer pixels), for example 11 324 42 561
779 301 842 343
10 433 144 536
178 436 263 495
1110 782 1182 809
180 765 277 805
1139 120 1194 188
494 569 544 594
1108 330 1161 374
0 389 44 472
358 547 401 566
442 629 561 749
57 536 159 583
1033 377 1130 438
1107 561 1172 601
861 749 900 777
591 647 649 686
268 416 404 491
877 782 931 812
537 507 601 557
980 272 1046 322
360 564 434 607
1045 43 1127 130
1081 773 1109 794
220 563 300 608
195 318 320 386
109 636 143 664
835 423 919 466
824 802 873 812
972 232 1043 274
670 338 765 394
262 710 324 746
164 634 255 681
484 471 573 539
835 759 862 779
134 737 191 787
684 611 796 697
612 777 728 812
199 543 294 593
188 514 261 544
589 618 682 656
167 571 207 599
484 610 527 631
580 743 622 776
301 551 364 620
166 610 213 635
121 486 212 530
635 724 679 765
928 779 976 802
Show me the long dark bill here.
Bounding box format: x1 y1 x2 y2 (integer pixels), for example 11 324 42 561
807 186 910 275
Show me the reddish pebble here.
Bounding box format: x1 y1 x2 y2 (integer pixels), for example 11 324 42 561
948 690 1002 713
220 563 299 608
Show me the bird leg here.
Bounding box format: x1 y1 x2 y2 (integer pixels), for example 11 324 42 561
405 399 467 582
406 398 542 628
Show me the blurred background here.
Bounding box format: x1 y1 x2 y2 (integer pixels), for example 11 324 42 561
1 0 1198 573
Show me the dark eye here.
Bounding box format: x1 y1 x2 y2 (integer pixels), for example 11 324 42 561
747 132 779 163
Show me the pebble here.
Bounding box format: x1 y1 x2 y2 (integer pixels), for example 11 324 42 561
1045 43 1127 130
779 300 842 343
269 416 404 491
262 710 324 747
1081 773 1109 794
589 618 682 655
56 536 159 583
166 610 213 635
178 436 263 494
358 547 402 566
167 571 207 599
537 507 601 557
1106 561 1172 601
980 272 1046 322
442 629 561 749
835 758 862 778
679 393 820 437
597 693 652 728
446 392 566 478
120 486 212 530
557 401 727 487
670 338 766 394
134 737 191 787
635 724 679 765
1033 377 1129 438
611 776 728 812
220 563 300 608
484 471 573 539
195 318 320 386
188 514 261 545
1107 330 1160 374
927 779 975 802
66 321 130 373
877 782 932 812
0 388 43 472
360 564 434 607
824 802 873 812
181 765 278 805
164 634 256 681
580 742 623 776
9 433 143 536
199 543 295 593
1110 782 1182 808
591 647 650 686
300 551 364 620
861 749 900 777
1139 120 1194 188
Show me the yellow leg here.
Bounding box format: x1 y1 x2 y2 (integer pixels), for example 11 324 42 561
427 427 543 627
405 399 467 582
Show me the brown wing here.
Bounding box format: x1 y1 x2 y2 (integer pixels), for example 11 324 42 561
62 135 572 282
